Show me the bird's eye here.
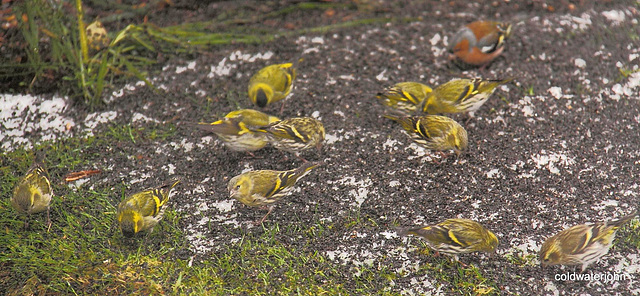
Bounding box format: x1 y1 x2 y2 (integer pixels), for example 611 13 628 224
236 185 241 190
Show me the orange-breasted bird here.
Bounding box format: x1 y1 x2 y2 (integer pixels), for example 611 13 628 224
448 21 511 67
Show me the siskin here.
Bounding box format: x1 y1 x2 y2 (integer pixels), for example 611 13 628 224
248 62 297 109
398 219 499 261
420 78 512 115
11 160 53 228
117 180 180 237
448 21 512 67
376 82 433 114
251 117 325 158
539 211 638 271
196 109 280 154
385 114 468 156
228 162 320 224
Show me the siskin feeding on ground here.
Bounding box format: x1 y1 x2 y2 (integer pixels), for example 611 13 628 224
398 218 499 262
248 61 299 111
228 162 320 224
539 211 638 272
195 109 280 154
250 117 325 160
117 180 180 237
376 82 433 114
420 78 513 115
11 160 53 229
385 114 468 157
448 21 512 68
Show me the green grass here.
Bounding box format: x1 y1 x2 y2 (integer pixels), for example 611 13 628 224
617 218 640 250
0 138 501 295
0 124 499 295
0 126 409 295
406 244 499 296
2 0 417 110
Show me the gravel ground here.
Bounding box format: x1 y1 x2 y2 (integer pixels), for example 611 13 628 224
2 1 640 294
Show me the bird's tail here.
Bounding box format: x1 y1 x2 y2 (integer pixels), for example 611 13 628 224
159 179 181 202
395 226 421 237
192 119 247 135
246 119 280 134
383 113 414 131
477 77 515 93
488 77 515 86
287 56 304 80
294 161 322 176
610 211 638 228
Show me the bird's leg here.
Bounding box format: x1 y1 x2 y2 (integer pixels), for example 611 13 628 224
432 151 449 164
46 207 52 232
281 151 290 162
295 153 309 163
463 113 473 125
456 260 469 268
256 206 274 225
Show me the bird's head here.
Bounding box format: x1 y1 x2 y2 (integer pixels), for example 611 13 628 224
539 240 562 267
250 84 273 108
11 186 36 213
227 174 253 204
118 210 143 237
448 127 468 155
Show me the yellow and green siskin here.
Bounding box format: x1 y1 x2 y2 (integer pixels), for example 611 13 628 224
228 162 320 224
250 117 325 157
11 160 53 228
539 211 638 271
248 62 297 109
385 114 468 156
196 109 281 154
117 180 180 237
398 218 499 261
376 82 433 114
420 78 512 114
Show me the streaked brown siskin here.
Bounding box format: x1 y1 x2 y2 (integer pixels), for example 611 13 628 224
420 78 513 115
376 82 433 114
228 162 320 224
385 114 468 156
539 211 637 271
398 218 499 261
195 109 280 153
251 117 325 158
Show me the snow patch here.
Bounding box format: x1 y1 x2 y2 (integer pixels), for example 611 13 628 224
602 10 626 25
530 151 575 175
